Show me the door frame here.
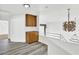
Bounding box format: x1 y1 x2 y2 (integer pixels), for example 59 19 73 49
40 24 47 36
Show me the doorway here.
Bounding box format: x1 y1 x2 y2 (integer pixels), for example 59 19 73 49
40 24 47 36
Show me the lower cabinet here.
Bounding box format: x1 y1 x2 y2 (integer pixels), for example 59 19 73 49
26 31 39 44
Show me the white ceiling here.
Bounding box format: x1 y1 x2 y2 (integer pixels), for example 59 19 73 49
0 4 79 20
0 4 40 15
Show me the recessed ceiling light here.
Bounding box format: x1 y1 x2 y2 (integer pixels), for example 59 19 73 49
23 4 30 8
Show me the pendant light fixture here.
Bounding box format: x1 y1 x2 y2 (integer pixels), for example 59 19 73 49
63 8 76 32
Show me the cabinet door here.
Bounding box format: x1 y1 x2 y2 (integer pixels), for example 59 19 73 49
26 32 39 44
26 14 37 27
32 32 39 42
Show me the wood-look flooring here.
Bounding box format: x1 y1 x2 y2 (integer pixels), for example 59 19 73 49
0 39 48 55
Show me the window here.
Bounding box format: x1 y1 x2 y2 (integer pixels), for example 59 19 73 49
0 20 8 34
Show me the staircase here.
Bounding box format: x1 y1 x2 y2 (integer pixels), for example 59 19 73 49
69 34 79 44
46 32 66 42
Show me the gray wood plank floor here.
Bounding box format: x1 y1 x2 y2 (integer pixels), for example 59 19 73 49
0 39 48 55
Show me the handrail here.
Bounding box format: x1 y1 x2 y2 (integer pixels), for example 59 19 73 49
45 32 79 43
46 32 61 35
46 32 66 41
69 34 79 43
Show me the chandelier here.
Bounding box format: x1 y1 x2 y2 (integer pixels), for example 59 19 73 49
63 8 76 32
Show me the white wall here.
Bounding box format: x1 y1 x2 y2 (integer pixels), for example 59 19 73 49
10 14 39 42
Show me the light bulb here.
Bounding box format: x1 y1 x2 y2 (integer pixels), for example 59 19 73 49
23 4 30 8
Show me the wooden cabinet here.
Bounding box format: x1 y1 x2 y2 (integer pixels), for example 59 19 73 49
26 31 39 44
25 14 37 27
25 14 38 44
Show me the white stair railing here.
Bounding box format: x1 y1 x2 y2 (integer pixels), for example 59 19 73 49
46 32 66 42
69 34 79 43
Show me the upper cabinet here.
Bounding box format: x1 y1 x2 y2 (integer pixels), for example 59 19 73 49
25 14 37 27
